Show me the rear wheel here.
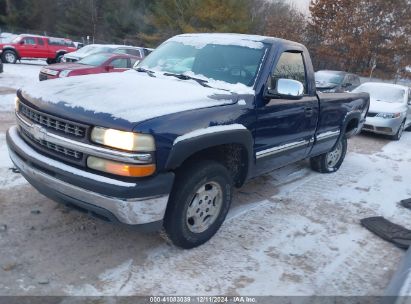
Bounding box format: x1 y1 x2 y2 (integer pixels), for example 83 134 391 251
391 121 405 141
56 54 65 63
2 50 17 64
46 58 55 65
163 160 233 249
310 137 347 173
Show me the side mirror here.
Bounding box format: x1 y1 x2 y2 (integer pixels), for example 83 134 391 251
19 40 25 45
105 65 114 71
267 78 304 99
343 82 352 88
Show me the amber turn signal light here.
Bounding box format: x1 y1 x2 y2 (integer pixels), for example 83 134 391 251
87 156 155 177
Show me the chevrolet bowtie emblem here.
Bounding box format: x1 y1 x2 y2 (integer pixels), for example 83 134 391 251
31 124 46 141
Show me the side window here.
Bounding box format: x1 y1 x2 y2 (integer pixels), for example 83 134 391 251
272 51 307 93
353 76 361 86
23 37 36 45
126 49 142 57
37 38 44 45
111 58 129 69
344 75 352 86
114 48 127 54
130 58 139 67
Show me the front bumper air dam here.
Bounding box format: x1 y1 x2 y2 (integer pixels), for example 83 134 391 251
6 126 173 226
363 116 403 136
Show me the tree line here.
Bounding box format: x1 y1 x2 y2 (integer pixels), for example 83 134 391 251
0 0 410 79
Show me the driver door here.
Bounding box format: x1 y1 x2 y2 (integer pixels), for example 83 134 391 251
19 37 38 57
254 51 319 175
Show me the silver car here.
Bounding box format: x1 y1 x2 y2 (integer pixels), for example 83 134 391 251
352 82 411 140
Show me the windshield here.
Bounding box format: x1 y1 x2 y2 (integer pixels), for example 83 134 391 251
74 45 114 56
315 71 344 85
138 40 268 87
11 36 22 44
78 53 111 66
353 84 406 103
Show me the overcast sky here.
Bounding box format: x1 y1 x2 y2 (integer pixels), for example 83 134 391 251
285 0 311 13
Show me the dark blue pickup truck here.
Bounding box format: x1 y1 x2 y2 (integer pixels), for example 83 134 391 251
7 34 369 248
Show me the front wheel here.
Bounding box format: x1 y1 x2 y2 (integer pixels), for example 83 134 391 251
163 160 233 249
55 54 64 63
391 121 405 141
46 58 55 65
2 50 17 64
310 137 347 173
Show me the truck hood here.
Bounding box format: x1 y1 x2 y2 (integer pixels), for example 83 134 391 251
20 71 241 129
369 98 407 114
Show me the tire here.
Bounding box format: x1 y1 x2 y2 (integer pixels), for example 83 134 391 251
163 160 233 249
310 137 347 173
391 121 405 141
56 54 64 63
2 50 17 64
46 58 55 65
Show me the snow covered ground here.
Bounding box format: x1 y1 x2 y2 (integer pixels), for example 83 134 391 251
0 62 411 296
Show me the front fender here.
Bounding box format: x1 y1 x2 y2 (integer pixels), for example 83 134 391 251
165 125 254 179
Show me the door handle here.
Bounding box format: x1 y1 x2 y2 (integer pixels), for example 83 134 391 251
305 107 314 117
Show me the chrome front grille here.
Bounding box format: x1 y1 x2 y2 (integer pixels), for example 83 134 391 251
19 102 87 138
21 127 83 161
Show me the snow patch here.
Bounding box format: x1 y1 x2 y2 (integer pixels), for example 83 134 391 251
170 33 266 50
0 94 15 112
173 124 247 145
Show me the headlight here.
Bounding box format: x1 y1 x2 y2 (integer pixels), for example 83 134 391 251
90 127 155 152
59 70 71 78
376 113 401 119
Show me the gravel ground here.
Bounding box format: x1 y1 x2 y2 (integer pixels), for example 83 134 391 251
0 62 410 296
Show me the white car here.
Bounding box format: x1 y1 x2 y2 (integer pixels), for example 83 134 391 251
352 83 411 140
62 44 150 63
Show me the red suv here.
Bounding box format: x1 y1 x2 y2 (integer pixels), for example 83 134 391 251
0 34 77 64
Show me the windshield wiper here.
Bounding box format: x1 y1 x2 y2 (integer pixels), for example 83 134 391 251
135 67 156 77
163 73 210 88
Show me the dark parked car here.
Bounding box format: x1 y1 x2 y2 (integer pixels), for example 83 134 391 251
39 53 139 81
315 70 361 93
7 34 369 248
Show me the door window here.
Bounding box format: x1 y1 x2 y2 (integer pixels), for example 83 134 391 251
23 37 36 45
111 58 129 69
271 51 307 93
37 38 44 45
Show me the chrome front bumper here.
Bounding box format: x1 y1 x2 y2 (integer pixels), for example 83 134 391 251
7 126 170 225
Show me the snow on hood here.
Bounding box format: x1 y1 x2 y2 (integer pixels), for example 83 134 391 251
21 71 239 123
369 98 407 113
